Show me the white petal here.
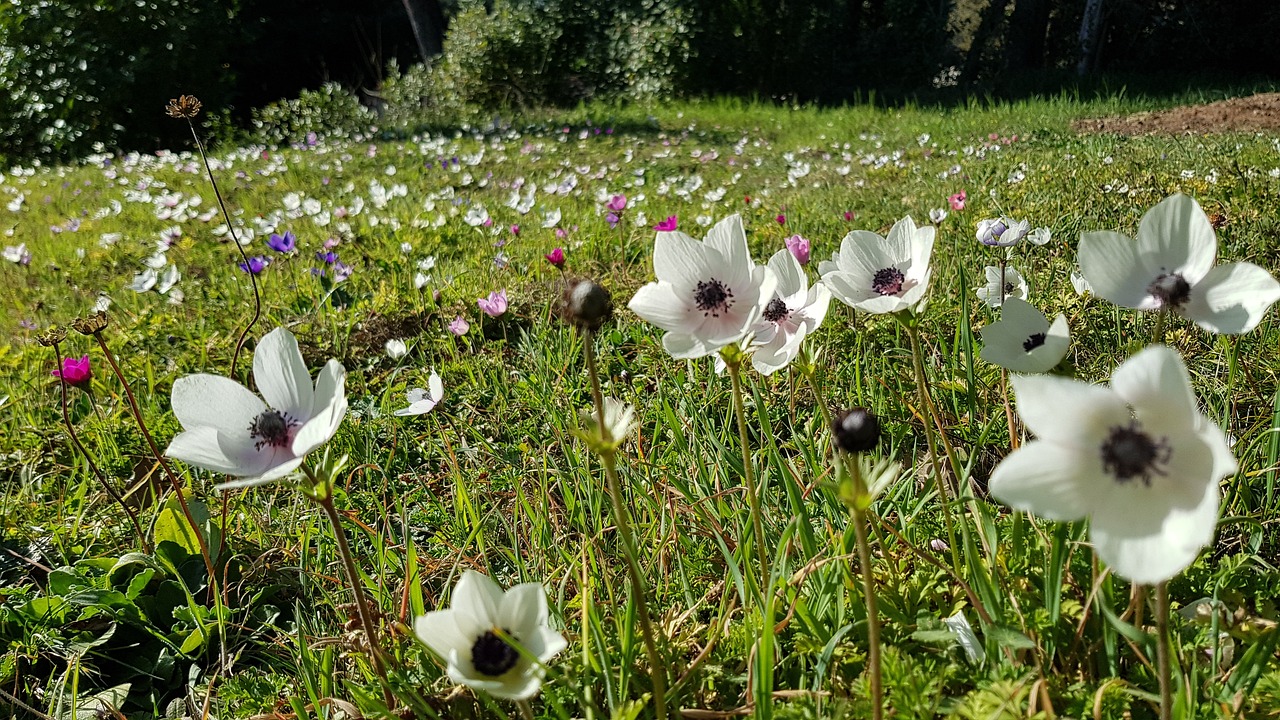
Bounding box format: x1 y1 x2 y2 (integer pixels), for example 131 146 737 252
486 670 543 701
414 610 472 661
428 370 444 402
451 570 503 639
1109 345 1197 430
979 300 1068 374
171 374 264 436
628 282 691 333
1090 477 1220 585
292 360 346 456
165 426 267 476
498 583 548 639
1184 262 1280 334
253 328 315 419
653 232 718 295
536 625 568 662
988 441 1100 521
215 454 304 489
662 331 720 360
766 249 806 297
1079 231 1156 309
1135 193 1216 284
1010 373 1129 451
703 214 749 269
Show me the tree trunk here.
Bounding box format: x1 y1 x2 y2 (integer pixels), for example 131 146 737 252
1077 0 1105 75
400 0 445 61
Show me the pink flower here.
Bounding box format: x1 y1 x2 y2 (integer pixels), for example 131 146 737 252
510 224 521 236
449 316 470 336
53 354 92 388
948 191 967 211
554 227 568 239
784 234 811 265
478 289 509 317
545 247 566 268
606 194 627 212
654 215 678 232
843 211 855 222
775 214 786 225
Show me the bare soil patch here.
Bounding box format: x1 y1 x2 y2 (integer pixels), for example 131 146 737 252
1073 92 1280 135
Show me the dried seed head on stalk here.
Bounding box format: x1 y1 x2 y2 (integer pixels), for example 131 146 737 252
36 326 68 347
72 311 109 336
165 95 202 119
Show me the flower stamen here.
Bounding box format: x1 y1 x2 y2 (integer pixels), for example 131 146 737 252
249 409 298 450
762 297 790 323
1100 421 1170 487
694 278 734 317
472 628 520 676
1022 332 1046 352
871 267 906 296
1147 272 1192 309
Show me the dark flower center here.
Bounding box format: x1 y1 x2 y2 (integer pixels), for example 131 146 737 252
1147 272 1191 309
1022 332 1046 352
249 410 297 450
1003 281 1016 295
472 628 520 676
871 267 905 296
1100 421 1170 487
763 297 790 323
694 278 734 317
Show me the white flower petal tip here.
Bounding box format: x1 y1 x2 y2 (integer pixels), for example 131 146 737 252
819 215 935 315
978 298 1069 374
395 370 445 416
414 570 566 701
974 265 1029 309
1078 193 1277 334
628 214 777 359
989 344 1236 585
165 327 347 487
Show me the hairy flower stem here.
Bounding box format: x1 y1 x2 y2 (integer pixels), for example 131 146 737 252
1001 369 1019 450
314 492 396 709
517 700 536 720
51 344 149 552
903 323 962 571
836 452 884 720
180 116 261 380
725 358 772 597
583 334 669 720
91 332 216 584
1155 582 1173 720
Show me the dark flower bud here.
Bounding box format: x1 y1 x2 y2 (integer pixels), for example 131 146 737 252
36 326 68 347
833 407 880 454
71 311 109 335
560 278 612 331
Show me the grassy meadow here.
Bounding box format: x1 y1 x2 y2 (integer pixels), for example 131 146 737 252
2 93 1280 719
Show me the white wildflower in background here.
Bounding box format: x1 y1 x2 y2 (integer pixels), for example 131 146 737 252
819 216 935 315
978 298 1069 373
414 570 567 701
975 217 1030 247
165 327 348 489
628 214 777 359
1078 193 1280 334
1070 270 1093 297
385 339 408 360
1027 227 1052 246
975 265 1029 308
745 249 831 375
989 345 1236 584
395 371 444 417
582 397 638 444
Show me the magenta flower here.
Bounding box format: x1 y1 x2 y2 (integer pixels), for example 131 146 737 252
478 289 509 317
53 355 92 388
545 248 566 268
510 224 521 237
606 194 627 212
785 234 811 265
775 214 786 225
948 191 967 211
654 215 678 232
449 316 470 336
843 211 855 222
267 231 296 253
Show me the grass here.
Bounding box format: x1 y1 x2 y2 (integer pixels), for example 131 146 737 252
2 92 1280 719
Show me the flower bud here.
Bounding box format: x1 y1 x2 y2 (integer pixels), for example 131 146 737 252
560 279 612 331
832 407 880 454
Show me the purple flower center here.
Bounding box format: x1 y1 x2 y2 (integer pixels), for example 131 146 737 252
694 278 734 317
1100 421 1170 487
1147 272 1191 308
763 297 790 323
1022 332 1046 352
471 628 519 676
871 267 906 296
249 410 297 451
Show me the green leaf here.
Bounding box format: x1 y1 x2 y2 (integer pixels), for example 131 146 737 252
152 495 221 565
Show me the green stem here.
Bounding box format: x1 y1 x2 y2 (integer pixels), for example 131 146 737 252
903 323 962 571
838 453 884 720
725 358 772 597
583 334 669 720
1152 309 1167 346
1156 582 1173 720
315 493 396 709
517 699 536 720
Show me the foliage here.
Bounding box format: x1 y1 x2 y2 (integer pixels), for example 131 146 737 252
248 82 378 146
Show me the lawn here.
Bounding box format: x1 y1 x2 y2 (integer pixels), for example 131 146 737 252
1 93 1279 719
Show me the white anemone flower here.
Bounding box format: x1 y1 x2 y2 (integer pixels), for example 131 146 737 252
746 249 831 375
976 217 1030 247
385 338 408 359
414 570 567 701
990 345 1236 584
628 214 777 359
1078 193 1280 334
978 298 1069 373
395 371 444 417
818 215 935 315
165 327 347 489
1070 269 1093 297
975 264 1029 309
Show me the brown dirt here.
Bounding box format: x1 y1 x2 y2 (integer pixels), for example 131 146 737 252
1073 92 1280 135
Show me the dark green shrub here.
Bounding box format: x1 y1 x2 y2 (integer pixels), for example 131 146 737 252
248 82 377 146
